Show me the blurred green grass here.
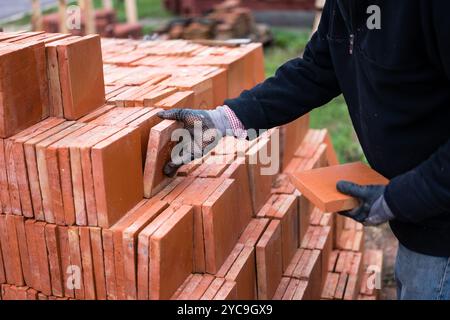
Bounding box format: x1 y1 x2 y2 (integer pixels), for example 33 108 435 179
265 28 365 163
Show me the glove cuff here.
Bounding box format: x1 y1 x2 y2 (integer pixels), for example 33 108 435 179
209 106 247 139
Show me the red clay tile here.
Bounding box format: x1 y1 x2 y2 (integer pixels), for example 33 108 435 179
67 226 85 299
171 274 194 300
225 246 256 300
0 140 11 214
90 227 107 300
256 220 283 300
79 227 96 300
202 179 245 274
56 35 106 119
282 278 301 300
34 221 52 295
281 115 309 170
101 228 117 300
44 224 63 297
272 277 290 300
289 162 389 213
214 281 238 300
92 127 143 228
57 226 75 298
176 274 203 300
321 272 339 300
188 274 215 300
334 273 349 300
5 139 21 215
201 277 226 300
0 43 44 138
122 201 168 299
150 205 194 300
143 120 183 198
12 216 32 287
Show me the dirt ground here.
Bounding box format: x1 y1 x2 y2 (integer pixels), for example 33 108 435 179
365 224 399 300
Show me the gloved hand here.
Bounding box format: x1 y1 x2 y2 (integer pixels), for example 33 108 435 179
157 106 244 177
336 181 395 226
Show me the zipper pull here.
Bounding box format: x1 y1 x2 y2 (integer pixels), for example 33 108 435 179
349 34 355 55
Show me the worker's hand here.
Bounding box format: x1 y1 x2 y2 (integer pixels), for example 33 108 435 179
336 181 395 226
157 106 242 177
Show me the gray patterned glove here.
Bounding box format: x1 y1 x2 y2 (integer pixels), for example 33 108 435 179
157 106 235 177
336 181 395 226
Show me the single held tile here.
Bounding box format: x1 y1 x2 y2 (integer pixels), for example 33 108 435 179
289 162 389 212
256 220 283 300
143 120 183 198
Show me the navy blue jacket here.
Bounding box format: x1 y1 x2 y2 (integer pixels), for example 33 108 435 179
226 0 450 257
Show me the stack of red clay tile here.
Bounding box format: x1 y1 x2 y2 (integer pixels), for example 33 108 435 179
0 31 382 300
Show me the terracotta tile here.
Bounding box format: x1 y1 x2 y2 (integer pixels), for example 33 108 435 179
87 228 106 300
26 288 38 300
243 218 270 248
0 216 14 284
57 226 74 298
176 274 203 300
44 224 64 297
284 249 304 278
149 205 194 300
154 91 195 110
136 204 181 300
225 246 256 300
272 277 290 300
34 122 79 222
125 108 163 163
334 273 349 300
56 35 105 119
188 274 215 300
281 115 309 170
214 281 238 300
237 220 259 246
202 179 245 274
246 138 274 214
67 226 85 299
328 250 339 272
24 220 40 291
171 177 225 273
23 122 73 221
291 280 310 300
216 243 244 278
11 118 66 218
101 229 117 300
171 274 193 300
92 127 143 228
52 125 97 225
11 216 31 287
222 157 254 223
122 201 168 299
77 105 117 123
0 229 5 285
143 120 183 198
0 140 11 214
34 221 52 295
343 274 359 300
289 162 389 213
321 272 339 300
256 220 283 300
78 227 96 300
0 43 44 138
79 126 124 226
200 278 226 300
5 139 21 215
282 278 300 300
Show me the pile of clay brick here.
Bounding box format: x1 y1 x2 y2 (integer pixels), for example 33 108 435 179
164 0 316 16
0 30 382 300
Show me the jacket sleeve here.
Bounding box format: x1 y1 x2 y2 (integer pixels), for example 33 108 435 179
224 1 341 131
385 0 450 223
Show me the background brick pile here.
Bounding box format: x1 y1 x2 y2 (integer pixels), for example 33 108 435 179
0 30 382 300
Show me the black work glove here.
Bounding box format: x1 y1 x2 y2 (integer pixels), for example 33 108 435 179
157 107 233 177
336 181 395 226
